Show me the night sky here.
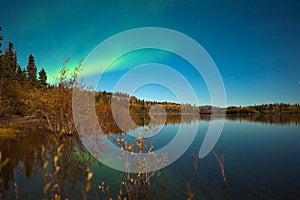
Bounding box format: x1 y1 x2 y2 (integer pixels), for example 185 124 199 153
1 0 300 106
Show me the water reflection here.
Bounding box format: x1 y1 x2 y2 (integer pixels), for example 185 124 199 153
0 125 46 190
225 114 300 125
0 125 94 199
0 114 299 199
133 114 300 128
95 114 300 137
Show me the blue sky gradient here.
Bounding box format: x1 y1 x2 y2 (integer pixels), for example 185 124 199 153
1 0 300 106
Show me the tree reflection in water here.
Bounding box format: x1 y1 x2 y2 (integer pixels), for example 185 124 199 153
1 114 300 199
0 123 95 199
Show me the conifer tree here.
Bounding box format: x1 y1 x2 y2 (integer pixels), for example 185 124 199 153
26 54 37 86
3 42 17 75
0 26 2 55
1 42 17 98
0 39 23 114
0 27 3 85
0 27 3 113
16 64 26 84
38 68 47 86
1 42 17 83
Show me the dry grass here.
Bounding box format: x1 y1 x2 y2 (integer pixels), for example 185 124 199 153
0 151 10 184
212 149 227 188
0 127 23 138
114 127 168 200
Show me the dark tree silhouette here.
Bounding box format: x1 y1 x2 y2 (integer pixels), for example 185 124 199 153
16 64 26 84
0 26 2 54
4 42 17 74
0 26 3 90
38 68 47 86
26 54 37 86
0 43 17 108
1 42 17 83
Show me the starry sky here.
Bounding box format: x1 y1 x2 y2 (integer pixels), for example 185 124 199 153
1 0 300 106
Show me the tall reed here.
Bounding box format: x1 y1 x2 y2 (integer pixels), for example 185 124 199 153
212 149 227 188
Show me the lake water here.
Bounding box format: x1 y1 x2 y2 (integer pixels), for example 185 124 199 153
1 115 300 199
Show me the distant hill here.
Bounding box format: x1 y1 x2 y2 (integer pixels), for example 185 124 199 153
225 104 300 114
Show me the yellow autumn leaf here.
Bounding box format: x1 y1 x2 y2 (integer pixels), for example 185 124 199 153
43 161 49 169
85 182 91 192
54 156 59 167
43 182 52 193
87 172 93 181
55 166 60 173
57 144 64 155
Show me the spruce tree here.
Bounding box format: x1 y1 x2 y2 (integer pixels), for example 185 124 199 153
4 42 17 74
0 27 3 86
0 26 2 55
1 42 17 99
38 68 47 86
0 40 23 114
2 42 17 82
16 64 26 84
26 54 37 86
0 27 3 113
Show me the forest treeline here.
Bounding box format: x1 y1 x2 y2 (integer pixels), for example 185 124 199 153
0 27 200 136
225 104 300 114
199 104 300 114
0 27 300 136
0 27 48 115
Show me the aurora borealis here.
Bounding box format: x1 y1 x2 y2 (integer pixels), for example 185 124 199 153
1 0 300 106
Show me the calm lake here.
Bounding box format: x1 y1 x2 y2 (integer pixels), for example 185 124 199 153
1 114 300 199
